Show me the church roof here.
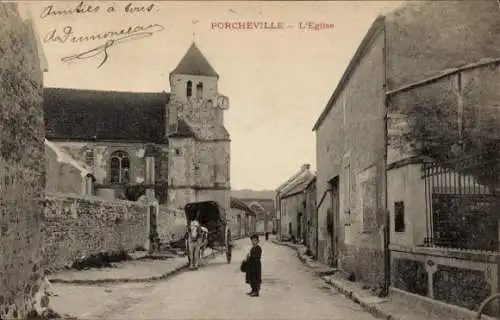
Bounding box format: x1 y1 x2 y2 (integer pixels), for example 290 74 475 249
44 87 170 143
168 119 197 138
171 42 219 78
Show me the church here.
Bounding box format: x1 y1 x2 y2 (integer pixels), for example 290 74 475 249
44 42 231 242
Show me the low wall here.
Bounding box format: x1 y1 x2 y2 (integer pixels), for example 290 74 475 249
390 244 499 316
157 206 187 243
42 194 147 271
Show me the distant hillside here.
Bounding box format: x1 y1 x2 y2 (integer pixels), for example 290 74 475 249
230 189 275 200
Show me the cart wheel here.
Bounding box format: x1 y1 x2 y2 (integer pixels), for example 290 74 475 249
226 228 232 264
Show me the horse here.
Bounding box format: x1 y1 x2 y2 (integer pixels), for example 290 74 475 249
198 226 209 265
186 220 205 270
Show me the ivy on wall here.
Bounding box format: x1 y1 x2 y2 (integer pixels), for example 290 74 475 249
391 67 500 190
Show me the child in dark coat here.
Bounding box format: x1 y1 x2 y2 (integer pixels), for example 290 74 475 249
244 234 262 297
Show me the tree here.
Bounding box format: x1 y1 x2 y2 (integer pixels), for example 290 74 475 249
392 67 500 192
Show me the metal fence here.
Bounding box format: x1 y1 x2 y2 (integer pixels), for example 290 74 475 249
422 150 500 251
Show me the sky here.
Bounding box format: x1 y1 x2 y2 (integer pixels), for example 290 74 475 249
25 0 404 190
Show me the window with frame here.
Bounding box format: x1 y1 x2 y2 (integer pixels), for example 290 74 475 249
394 201 405 232
110 151 130 183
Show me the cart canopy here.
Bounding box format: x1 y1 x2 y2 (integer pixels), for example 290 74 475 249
184 201 226 226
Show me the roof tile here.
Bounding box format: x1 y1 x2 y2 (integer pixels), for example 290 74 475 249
44 87 169 143
171 42 219 77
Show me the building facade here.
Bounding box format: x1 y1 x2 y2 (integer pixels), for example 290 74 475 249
275 164 315 242
230 197 256 238
313 15 387 287
304 176 317 257
313 0 500 313
247 201 271 234
383 1 500 316
44 42 231 244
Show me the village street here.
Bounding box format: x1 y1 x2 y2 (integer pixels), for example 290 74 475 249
50 239 377 320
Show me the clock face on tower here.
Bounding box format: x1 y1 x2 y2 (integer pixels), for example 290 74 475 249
216 95 229 110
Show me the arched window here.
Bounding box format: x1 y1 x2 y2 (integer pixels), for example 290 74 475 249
186 81 192 98
196 82 203 99
110 151 130 183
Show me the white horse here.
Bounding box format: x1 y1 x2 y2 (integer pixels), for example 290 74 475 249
186 220 207 269
198 226 209 265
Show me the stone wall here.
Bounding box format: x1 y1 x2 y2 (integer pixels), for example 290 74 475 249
157 206 186 243
169 73 225 141
0 3 46 318
279 193 306 240
169 137 196 187
42 194 147 271
390 247 498 316
194 141 230 188
315 29 386 287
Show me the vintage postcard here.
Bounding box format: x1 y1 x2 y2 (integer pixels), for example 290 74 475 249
1 0 499 319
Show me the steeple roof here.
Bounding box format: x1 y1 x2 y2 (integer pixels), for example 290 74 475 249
171 42 219 78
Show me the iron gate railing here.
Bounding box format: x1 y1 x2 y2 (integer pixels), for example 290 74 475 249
422 151 500 251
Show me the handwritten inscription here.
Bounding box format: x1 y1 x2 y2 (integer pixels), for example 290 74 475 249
40 1 100 19
44 24 164 68
40 1 163 68
124 3 155 13
40 1 156 18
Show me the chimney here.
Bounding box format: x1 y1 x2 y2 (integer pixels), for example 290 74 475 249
301 164 310 171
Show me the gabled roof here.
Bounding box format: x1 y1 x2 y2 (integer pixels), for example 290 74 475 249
275 164 311 193
306 176 317 189
230 197 255 216
280 173 315 199
244 199 274 215
44 87 170 143
171 42 219 78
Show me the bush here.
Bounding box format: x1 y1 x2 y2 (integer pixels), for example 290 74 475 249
70 250 130 270
124 183 146 201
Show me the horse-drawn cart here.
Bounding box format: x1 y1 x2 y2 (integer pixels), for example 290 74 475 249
184 201 232 269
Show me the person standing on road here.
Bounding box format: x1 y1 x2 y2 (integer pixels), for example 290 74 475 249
244 234 262 297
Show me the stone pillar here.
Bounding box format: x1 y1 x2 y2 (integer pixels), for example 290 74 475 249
85 174 95 196
144 144 157 198
425 259 437 299
144 144 159 250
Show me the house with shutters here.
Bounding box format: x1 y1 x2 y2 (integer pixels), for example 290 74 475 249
43 42 231 243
